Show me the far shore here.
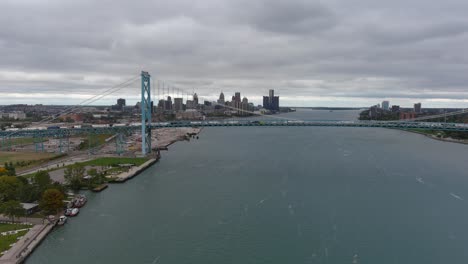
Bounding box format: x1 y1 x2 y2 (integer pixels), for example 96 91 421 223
402 129 468 145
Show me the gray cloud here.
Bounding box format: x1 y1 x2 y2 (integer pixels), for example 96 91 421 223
0 0 467 107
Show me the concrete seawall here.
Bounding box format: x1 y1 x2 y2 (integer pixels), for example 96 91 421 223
112 158 158 183
0 223 55 264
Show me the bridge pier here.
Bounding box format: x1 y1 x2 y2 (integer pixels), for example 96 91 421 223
58 135 70 153
1 136 12 151
88 133 98 156
33 133 44 153
115 133 126 155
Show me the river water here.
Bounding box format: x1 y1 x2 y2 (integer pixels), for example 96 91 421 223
28 110 468 264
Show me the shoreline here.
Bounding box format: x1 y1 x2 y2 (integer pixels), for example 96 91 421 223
0 221 55 264
401 129 468 145
1 127 203 263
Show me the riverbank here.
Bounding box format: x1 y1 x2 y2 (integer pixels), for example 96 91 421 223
111 158 158 183
1 127 203 262
0 220 54 264
154 127 201 150
403 129 468 145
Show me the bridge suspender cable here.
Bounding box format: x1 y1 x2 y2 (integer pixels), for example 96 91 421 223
152 78 305 122
4 75 140 138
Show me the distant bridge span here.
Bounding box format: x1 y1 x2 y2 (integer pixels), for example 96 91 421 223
1 120 467 138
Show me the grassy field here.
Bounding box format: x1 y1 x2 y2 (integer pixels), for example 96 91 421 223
20 157 149 179
0 152 58 165
0 230 28 256
80 157 149 167
0 223 31 233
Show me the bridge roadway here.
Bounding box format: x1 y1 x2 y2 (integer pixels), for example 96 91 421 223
1 120 467 138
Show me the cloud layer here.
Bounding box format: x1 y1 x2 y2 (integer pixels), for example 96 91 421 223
0 0 467 107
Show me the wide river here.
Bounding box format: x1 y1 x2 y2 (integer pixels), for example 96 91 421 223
28 110 468 264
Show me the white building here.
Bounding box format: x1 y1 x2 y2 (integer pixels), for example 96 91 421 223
0 111 27 120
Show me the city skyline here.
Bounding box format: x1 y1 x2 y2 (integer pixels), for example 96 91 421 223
1 0 468 108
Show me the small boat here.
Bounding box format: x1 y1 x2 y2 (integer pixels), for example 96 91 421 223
69 208 80 217
72 195 87 208
57 216 67 225
65 208 79 217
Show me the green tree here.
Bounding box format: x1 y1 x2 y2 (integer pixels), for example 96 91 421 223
4 162 16 176
33 171 52 190
0 200 25 222
0 176 21 202
64 165 85 191
11 176 39 203
87 168 106 188
39 189 64 215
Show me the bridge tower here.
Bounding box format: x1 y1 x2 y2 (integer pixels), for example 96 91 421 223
141 71 152 155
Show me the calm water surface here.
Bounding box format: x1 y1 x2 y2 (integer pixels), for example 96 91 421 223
28 110 468 264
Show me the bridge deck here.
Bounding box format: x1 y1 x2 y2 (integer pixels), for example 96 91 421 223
1 120 467 138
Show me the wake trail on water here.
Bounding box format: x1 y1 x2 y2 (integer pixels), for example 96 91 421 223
450 193 464 201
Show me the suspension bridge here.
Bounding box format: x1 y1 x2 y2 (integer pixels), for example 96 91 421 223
1 71 467 156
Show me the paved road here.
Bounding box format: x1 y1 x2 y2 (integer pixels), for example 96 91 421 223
17 152 91 176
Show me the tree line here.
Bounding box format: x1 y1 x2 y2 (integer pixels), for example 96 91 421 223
0 162 109 222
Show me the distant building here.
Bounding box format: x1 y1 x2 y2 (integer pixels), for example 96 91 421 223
391 105 400 112
382 101 389 111
164 96 172 111
400 112 416 120
186 100 195 109
117 98 126 108
414 103 422 113
0 112 26 120
217 92 225 105
263 96 269 109
193 93 199 106
174 98 183 112
63 113 84 122
157 99 165 110
234 92 241 103
263 89 279 111
272 96 279 111
369 105 382 119
239 97 251 116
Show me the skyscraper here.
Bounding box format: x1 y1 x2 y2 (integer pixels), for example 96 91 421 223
240 97 249 116
193 93 199 106
217 92 225 105
174 98 183 112
263 89 279 111
414 103 422 113
165 96 172 111
263 96 270 110
117 98 126 108
234 92 241 103
382 101 389 111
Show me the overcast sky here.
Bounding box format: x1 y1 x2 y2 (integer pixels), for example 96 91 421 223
1 0 467 107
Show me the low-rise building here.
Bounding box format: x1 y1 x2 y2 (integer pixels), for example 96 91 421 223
21 203 39 215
